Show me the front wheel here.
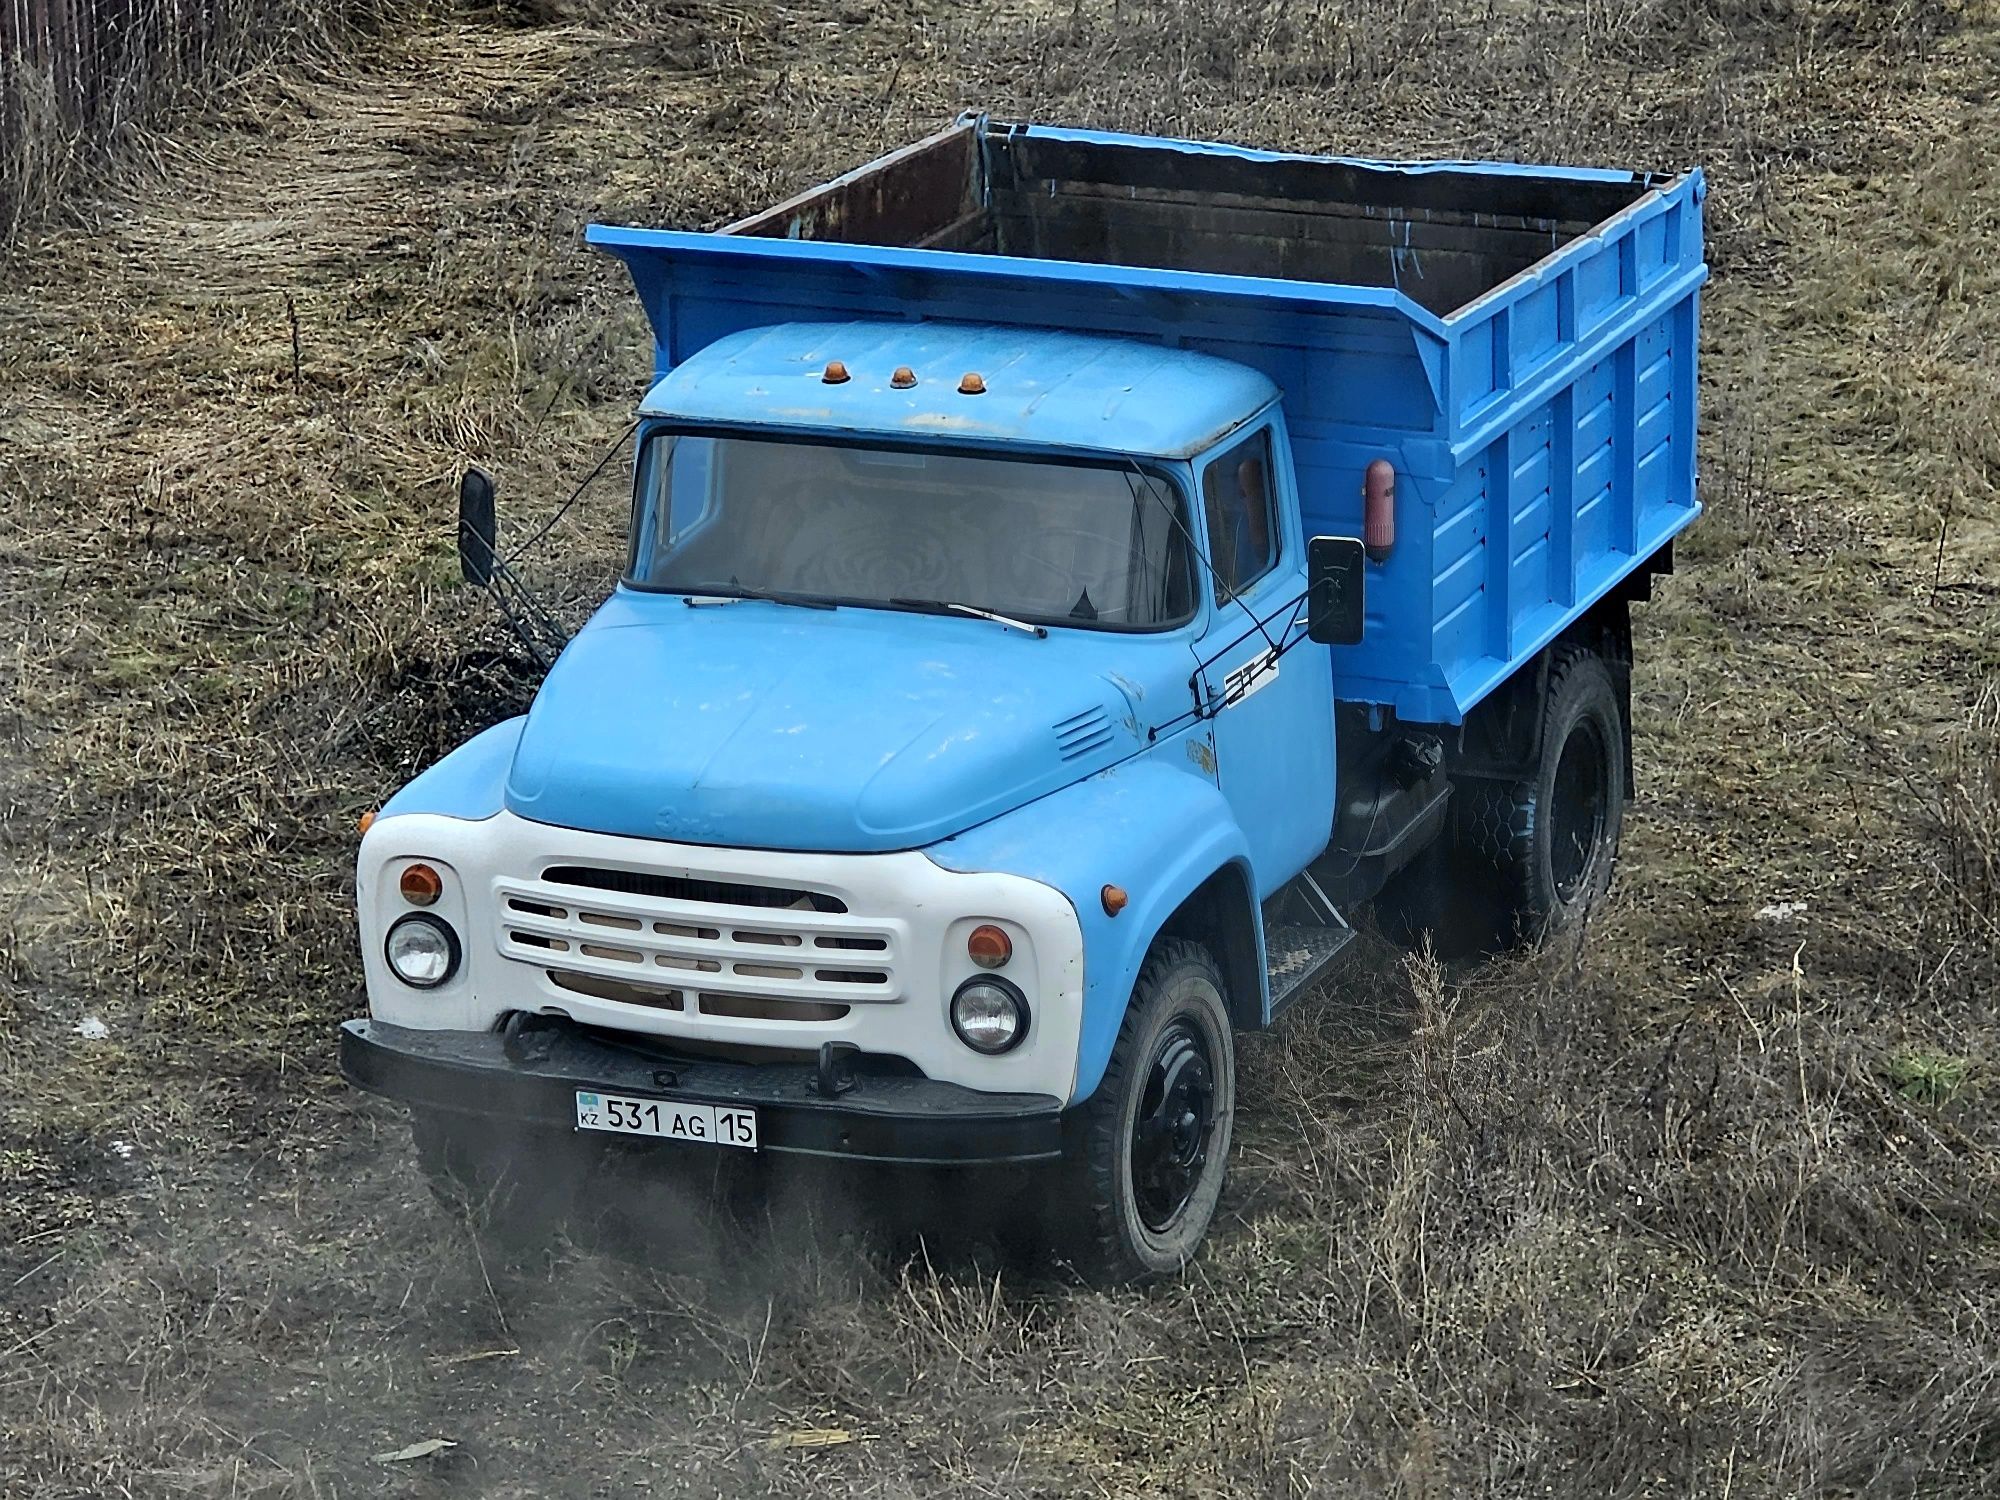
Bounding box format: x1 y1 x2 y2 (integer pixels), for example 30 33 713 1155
1062 939 1235 1283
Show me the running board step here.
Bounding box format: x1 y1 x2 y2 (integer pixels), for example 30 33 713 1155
1265 917 1355 1019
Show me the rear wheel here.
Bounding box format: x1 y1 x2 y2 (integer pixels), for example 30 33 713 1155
1062 939 1235 1283
1461 645 1626 941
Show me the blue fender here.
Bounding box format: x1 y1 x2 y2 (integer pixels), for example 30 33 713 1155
927 753 1261 1104
379 718 526 823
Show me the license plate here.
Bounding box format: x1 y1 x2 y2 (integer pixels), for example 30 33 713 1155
574 1090 758 1150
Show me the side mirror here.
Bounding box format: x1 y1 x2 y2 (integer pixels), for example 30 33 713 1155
1306 536 1366 645
458 467 497 586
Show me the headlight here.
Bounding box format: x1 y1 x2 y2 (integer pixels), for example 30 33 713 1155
385 914 461 988
950 976 1028 1054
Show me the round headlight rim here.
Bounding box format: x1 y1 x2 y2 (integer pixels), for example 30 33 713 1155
384 912 462 990
949 974 1030 1056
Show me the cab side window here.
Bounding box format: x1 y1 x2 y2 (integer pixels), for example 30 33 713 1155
1202 429 1278 600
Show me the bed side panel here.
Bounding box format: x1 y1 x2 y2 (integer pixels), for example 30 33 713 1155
724 121 984 248
1285 312 1452 708
1351 171 1707 723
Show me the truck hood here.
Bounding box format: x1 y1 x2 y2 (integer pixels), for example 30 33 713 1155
503 591 1160 852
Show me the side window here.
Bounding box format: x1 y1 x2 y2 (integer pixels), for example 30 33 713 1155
1201 429 1278 600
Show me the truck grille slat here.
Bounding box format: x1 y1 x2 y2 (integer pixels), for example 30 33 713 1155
541 864 847 913
497 867 901 1011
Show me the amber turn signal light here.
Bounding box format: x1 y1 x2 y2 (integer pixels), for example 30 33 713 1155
357 810 376 834
1101 884 1128 916
399 863 444 907
968 923 1012 969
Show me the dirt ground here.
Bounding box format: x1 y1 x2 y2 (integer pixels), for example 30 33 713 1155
2 1 1998 1495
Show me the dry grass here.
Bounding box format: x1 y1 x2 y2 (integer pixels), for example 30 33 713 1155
0 0 402 244
2 0 1999 1495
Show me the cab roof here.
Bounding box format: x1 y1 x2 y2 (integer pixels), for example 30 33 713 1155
637 320 1279 461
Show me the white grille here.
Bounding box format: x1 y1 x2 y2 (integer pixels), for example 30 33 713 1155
494 871 901 1008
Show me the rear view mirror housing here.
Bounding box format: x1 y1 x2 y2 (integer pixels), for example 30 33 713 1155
1306 535 1365 645
458 468 497 586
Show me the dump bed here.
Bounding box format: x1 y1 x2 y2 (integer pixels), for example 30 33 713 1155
589 116 1705 724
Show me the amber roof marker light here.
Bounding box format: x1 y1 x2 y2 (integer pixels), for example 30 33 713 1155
891 365 917 389
822 360 851 384
958 372 986 395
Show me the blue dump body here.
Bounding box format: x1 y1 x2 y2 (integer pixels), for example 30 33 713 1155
590 117 1705 724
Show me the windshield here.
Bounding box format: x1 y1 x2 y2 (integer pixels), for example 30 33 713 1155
625 432 1197 630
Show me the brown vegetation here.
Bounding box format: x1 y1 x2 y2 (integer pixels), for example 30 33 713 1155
1 0 1997 1495
0 0 394 243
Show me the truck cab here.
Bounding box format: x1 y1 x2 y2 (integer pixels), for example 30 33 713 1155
342 118 1704 1280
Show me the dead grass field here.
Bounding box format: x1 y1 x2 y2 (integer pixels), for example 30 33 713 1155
2 0 1999 1494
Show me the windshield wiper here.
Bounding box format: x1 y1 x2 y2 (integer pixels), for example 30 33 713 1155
680 578 836 611
887 598 1048 639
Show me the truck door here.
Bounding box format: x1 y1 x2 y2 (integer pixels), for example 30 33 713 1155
1194 421 1336 897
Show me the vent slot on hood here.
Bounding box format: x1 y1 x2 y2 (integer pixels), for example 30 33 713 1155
1054 706 1115 761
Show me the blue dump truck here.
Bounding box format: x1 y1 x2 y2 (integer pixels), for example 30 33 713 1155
340 118 1705 1279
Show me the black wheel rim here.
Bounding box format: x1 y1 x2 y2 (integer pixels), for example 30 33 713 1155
1549 718 1609 903
1131 1020 1216 1234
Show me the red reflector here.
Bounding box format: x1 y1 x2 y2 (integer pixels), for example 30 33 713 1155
1363 458 1396 563
967 924 1012 969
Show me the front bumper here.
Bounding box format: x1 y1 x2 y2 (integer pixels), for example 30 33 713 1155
339 1019 1066 1166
